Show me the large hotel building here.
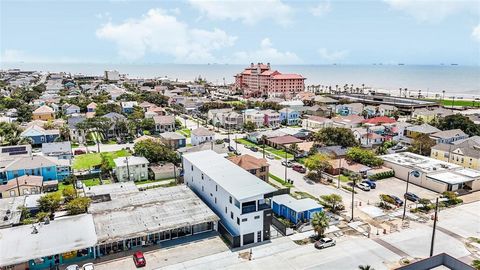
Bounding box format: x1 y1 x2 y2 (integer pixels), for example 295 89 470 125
234 63 306 98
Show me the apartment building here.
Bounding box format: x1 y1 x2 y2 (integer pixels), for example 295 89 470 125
183 150 277 247
431 136 480 170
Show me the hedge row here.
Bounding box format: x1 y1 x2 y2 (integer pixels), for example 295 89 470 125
369 170 395 180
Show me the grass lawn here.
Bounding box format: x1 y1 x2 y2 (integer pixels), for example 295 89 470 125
235 139 294 159
72 149 131 170
339 175 350 182
269 173 293 188
177 128 191 138
83 178 101 187
422 99 480 108
134 178 174 185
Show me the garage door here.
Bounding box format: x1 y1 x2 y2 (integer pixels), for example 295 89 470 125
243 232 254 245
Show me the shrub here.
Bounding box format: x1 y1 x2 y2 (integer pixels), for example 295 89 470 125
66 197 91 215
342 185 357 194
369 170 395 180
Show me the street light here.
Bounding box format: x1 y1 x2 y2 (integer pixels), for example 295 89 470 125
402 170 420 220
284 146 288 184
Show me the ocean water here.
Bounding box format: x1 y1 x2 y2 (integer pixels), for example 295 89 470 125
1 63 479 98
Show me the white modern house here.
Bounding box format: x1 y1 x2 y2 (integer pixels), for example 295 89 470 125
114 156 149 182
191 127 215 146
183 150 277 247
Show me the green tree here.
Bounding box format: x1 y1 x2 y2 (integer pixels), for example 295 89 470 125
346 147 384 167
66 197 92 215
314 127 357 147
62 186 77 203
37 193 62 214
472 259 480 270
358 265 375 270
311 211 329 239
320 194 343 213
435 114 480 137
95 103 122 116
408 133 435 156
304 153 332 180
244 121 256 132
134 139 179 164
0 122 30 146
288 143 300 157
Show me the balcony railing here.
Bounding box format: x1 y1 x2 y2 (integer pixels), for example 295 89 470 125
241 205 257 215
258 203 270 211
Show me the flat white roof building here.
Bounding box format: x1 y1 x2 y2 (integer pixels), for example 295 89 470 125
183 150 276 247
381 152 480 193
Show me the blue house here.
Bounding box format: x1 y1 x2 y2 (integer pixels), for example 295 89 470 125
0 155 71 184
121 101 138 114
20 125 60 146
279 108 300 126
336 103 363 116
271 194 323 224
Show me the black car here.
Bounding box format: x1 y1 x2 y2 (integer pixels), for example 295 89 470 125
227 146 235 152
388 195 404 206
250 147 258 152
404 192 420 202
223 138 230 143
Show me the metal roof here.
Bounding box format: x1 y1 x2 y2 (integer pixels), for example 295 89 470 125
183 150 276 201
272 194 322 213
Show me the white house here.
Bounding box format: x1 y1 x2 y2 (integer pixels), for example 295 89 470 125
244 109 264 128
183 150 277 247
191 127 215 146
114 156 149 182
302 115 333 131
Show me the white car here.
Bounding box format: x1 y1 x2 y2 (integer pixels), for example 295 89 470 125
315 237 336 249
65 265 79 270
82 263 94 270
356 182 371 191
266 153 275 159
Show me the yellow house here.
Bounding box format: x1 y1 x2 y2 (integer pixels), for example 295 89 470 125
412 108 454 123
32 105 55 121
405 123 440 138
431 136 480 170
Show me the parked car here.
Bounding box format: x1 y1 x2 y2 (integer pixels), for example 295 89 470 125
227 146 235 152
266 153 275 159
133 251 146 268
74 149 86 155
82 263 94 270
250 146 258 152
314 237 336 249
223 138 230 143
388 195 404 206
281 160 293 167
65 265 79 270
362 180 376 189
356 182 371 191
404 192 420 202
292 165 306 173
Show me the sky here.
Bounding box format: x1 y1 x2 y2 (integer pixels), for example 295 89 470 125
1 0 479 65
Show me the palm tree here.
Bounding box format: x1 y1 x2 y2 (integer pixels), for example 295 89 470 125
288 143 300 160
358 265 375 270
261 135 268 158
311 211 329 239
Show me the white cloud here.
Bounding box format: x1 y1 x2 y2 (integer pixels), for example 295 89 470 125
310 1 331 17
188 0 293 25
95 8 237 62
473 24 480 42
317 48 349 62
230 38 302 64
384 0 477 23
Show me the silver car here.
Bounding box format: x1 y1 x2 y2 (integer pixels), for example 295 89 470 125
315 237 336 249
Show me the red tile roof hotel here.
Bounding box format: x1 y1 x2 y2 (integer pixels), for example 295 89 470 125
234 62 306 99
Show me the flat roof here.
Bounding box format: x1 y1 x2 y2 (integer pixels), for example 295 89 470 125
183 150 276 201
89 185 219 243
381 152 461 173
0 196 24 228
113 156 149 167
272 194 322 213
84 182 139 197
427 172 472 185
0 214 97 267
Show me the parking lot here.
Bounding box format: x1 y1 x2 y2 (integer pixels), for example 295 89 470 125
354 177 439 208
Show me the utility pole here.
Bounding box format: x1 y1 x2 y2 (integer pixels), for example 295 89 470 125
125 156 131 182
430 197 439 257
351 175 357 222
284 146 288 184
403 170 420 220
